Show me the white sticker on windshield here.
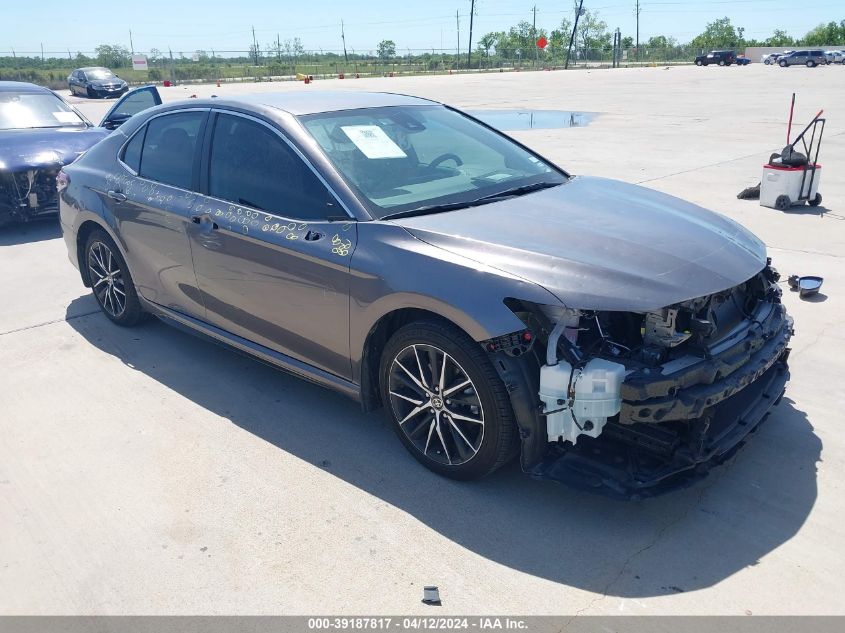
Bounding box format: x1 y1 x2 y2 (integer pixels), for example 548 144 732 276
340 125 407 159
52 111 79 123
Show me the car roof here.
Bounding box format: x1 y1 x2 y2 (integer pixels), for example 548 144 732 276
195 90 440 116
0 81 52 93
78 67 111 72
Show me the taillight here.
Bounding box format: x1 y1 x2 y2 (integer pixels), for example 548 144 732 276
56 170 69 192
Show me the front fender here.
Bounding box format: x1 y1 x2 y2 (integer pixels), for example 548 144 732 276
349 222 560 383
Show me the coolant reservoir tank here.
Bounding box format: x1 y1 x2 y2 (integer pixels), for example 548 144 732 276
540 358 625 445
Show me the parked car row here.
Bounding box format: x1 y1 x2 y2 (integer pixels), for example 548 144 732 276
1 79 794 497
762 50 843 67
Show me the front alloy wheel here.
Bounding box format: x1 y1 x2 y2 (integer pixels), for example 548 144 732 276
380 320 518 479
388 343 485 467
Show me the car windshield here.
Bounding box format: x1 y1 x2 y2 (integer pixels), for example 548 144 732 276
301 105 566 219
87 69 115 79
0 92 86 130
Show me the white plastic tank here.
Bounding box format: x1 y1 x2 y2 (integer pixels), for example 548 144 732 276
540 358 626 445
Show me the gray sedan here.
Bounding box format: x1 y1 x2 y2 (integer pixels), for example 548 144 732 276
58 90 792 497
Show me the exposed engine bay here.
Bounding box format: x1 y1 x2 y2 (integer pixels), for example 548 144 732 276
496 261 792 498
0 168 60 226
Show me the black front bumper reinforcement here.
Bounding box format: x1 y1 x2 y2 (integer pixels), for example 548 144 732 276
527 353 790 499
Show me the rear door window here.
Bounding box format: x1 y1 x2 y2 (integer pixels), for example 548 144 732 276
139 111 205 190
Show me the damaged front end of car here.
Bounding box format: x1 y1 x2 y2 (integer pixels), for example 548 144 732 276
0 164 63 226
492 261 792 498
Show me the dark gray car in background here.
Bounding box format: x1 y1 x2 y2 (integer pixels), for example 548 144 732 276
58 90 793 497
68 67 129 98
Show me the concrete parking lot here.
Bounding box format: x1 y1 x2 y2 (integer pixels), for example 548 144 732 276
2 64 844 615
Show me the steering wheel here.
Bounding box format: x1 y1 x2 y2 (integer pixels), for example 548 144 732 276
428 153 463 169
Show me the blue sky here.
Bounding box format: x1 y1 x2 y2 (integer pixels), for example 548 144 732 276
1 0 839 55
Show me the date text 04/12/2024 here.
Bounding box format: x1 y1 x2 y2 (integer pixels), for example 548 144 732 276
307 618 528 630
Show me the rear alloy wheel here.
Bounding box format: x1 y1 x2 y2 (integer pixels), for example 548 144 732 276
85 230 146 326
380 321 517 479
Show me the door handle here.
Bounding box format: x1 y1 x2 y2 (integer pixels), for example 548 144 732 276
191 214 219 231
304 230 324 241
107 190 127 202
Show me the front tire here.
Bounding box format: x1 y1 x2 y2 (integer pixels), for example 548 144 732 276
379 320 518 480
84 230 146 326
779 60 787 67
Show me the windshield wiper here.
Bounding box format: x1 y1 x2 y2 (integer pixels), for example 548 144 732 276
380 200 483 220
379 180 563 221
476 180 562 202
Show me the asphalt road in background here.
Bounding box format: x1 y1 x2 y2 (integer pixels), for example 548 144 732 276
2 65 843 614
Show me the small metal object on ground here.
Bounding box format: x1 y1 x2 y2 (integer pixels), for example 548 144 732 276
422 586 442 605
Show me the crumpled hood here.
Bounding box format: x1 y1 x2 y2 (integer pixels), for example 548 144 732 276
0 127 110 171
392 176 767 312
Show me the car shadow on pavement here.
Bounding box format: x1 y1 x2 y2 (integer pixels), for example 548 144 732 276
0 220 61 246
65 298 821 598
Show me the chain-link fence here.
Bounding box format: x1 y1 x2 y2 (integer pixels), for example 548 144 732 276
0 45 717 90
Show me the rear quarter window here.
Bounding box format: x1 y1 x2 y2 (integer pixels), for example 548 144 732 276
120 127 145 173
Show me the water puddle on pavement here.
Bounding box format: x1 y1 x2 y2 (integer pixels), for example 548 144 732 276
466 109 596 131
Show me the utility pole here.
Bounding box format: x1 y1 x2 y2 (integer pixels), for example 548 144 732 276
456 10 460 70
129 30 134 55
341 20 349 64
40 43 44 63
635 0 641 63
467 0 475 70
565 0 584 70
277 33 281 61
251 25 259 65
532 5 538 65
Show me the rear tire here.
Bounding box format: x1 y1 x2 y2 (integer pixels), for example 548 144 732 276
84 230 146 326
379 320 518 480
779 60 787 67
806 60 815 68
695 60 703 66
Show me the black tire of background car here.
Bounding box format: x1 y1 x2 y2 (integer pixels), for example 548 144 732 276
379 319 518 480
695 60 703 66
84 230 147 326
779 60 787 67
806 60 814 68
809 193 823 207
775 195 792 211
718 60 725 66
